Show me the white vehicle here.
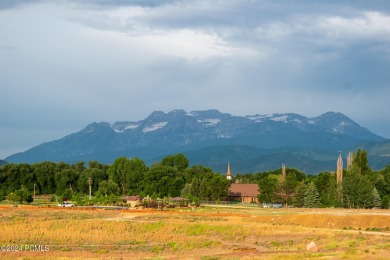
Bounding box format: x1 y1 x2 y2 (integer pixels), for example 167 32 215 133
58 201 74 207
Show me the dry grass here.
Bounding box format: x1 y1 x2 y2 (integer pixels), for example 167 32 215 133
0 205 389 259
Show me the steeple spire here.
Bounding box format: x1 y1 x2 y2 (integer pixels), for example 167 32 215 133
226 162 232 180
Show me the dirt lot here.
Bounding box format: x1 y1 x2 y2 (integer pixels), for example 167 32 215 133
0 205 389 259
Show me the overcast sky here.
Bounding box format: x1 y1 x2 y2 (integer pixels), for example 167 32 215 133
1 0 389 159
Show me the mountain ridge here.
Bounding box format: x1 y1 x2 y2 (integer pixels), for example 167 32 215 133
5 109 389 173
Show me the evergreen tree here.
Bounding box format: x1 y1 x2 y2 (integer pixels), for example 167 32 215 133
372 187 381 208
303 182 321 208
190 177 200 198
350 149 371 176
315 172 339 207
293 181 306 208
181 183 192 198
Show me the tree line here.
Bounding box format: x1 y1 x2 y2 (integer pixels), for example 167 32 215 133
0 154 230 205
1 149 389 208
235 149 390 209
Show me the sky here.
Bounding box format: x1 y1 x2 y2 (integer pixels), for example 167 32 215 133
1 0 390 159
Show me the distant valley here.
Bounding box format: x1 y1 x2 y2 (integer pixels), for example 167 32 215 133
5 109 390 174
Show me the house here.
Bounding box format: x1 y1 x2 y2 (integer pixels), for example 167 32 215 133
228 183 260 203
118 195 141 208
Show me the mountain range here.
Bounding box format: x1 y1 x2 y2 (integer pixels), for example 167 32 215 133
5 109 390 174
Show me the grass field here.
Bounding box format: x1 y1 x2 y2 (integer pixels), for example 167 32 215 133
0 205 389 259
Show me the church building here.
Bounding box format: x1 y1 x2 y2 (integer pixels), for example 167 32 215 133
226 162 260 203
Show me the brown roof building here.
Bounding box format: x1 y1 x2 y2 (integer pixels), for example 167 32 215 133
118 195 141 208
228 183 260 203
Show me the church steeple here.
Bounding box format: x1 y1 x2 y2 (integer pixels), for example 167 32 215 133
226 162 232 180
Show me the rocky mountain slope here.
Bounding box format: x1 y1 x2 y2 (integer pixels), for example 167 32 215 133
5 109 388 173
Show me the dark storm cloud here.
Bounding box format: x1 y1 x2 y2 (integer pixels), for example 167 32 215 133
0 0 389 158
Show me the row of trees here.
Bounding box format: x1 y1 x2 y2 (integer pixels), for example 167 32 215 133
1 149 389 208
235 149 390 209
0 154 230 204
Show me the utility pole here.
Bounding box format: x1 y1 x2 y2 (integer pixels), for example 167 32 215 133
87 177 93 200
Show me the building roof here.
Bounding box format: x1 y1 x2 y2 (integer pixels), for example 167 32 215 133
229 183 259 197
119 195 140 201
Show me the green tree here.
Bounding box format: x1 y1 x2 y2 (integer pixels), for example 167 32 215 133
275 172 298 207
258 174 278 203
107 157 129 194
375 166 390 198
190 177 200 198
125 158 148 195
5 185 34 204
181 183 192 198
18 163 35 192
98 180 119 197
78 168 108 195
62 188 73 200
33 162 56 194
303 182 321 208
314 172 339 207
161 153 189 172
1 164 22 194
381 195 389 209
88 160 109 171
142 164 185 198
199 177 210 200
55 169 79 195
372 187 381 208
343 173 374 208
72 161 86 173
7 192 20 204
350 149 371 176
293 181 306 208
209 175 230 201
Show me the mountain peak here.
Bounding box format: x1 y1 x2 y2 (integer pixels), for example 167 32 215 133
189 109 229 119
168 109 187 115
81 122 111 134
5 109 386 170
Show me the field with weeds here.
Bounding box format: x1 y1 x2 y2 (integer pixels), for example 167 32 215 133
0 205 389 259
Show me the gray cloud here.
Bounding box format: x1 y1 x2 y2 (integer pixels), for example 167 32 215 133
0 0 40 9
0 0 389 158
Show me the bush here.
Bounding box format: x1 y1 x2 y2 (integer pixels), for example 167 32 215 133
7 192 21 203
